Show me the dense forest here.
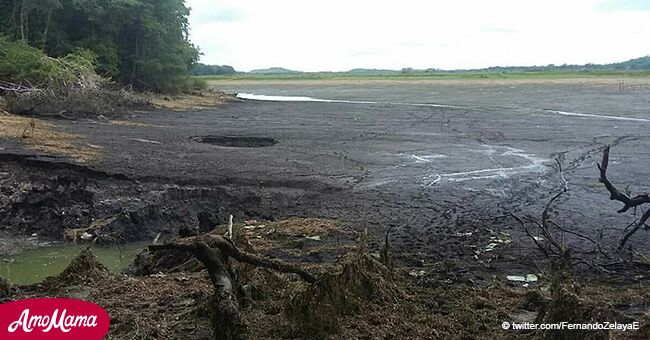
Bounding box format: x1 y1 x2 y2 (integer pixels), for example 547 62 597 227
0 0 199 92
190 63 236 76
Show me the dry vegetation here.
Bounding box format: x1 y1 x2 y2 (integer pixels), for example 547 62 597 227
0 111 100 162
3 217 648 339
0 93 99 162
149 90 237 111
207 76 650 87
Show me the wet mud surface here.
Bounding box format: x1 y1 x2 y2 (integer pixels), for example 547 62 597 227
1 79 650 280
189 135 278 147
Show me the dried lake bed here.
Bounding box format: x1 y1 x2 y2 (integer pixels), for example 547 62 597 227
2 77 650 281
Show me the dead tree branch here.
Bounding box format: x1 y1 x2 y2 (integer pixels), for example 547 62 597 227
516 147 650 276
597 145 650 249
0 80 40 94
548 220 610 260
511 213 552 261
515 158 590 270
598 146 650 213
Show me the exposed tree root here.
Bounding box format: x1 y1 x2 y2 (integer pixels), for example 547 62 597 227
149 233 317 340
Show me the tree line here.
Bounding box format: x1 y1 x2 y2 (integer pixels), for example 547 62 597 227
0 0 200 93
191 63 237 76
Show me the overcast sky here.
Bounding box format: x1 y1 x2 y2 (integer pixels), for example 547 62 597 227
186 0 650 72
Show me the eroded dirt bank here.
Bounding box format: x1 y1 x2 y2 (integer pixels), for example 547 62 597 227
0 153 310 247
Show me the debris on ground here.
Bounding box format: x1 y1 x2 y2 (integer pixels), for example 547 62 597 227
286 252 402 338
3 218 650 339
507 274 539 283
149 90 237 111
44 247 110 286
0 276 12 300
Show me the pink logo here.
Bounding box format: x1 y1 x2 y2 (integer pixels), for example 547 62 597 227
0 298 110 339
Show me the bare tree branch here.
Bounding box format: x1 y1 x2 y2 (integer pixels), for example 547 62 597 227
548 221 610 259
511 213 552 261
598 145 650 213
597 145 650 249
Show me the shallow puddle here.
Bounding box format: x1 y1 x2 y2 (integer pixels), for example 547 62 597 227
0 242 148 285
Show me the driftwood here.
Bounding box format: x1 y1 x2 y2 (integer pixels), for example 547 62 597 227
597 145 650 249
149 233 316 340
0 80 42 94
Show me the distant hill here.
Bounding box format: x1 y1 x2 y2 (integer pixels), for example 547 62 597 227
348 68 400 75
249 67 301 74
241 56 650 76
606 56 650 70
468 56 650 73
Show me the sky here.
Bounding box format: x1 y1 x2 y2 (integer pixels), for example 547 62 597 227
186 0 650 72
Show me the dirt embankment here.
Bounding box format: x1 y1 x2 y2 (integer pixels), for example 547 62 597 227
0 90 246 246
0 155 285 247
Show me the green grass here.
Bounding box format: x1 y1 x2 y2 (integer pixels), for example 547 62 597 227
198 70 650 82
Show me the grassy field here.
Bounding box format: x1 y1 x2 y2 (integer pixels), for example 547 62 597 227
198 70 650 82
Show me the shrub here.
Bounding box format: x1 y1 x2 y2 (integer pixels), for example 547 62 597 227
191 77 208 91
0 37 103 91
0 37 151 117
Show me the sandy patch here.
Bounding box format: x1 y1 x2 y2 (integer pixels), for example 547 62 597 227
0 114 100 162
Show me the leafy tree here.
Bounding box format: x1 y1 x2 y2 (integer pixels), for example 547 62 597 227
191 63 237 76
0 0 200 93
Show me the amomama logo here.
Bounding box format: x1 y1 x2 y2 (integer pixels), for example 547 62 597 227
0 298 109 339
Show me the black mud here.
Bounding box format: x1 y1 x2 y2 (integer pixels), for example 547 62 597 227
2 80 650 281
189 135 278 147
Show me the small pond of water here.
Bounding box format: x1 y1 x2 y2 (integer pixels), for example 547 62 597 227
1 242 148 285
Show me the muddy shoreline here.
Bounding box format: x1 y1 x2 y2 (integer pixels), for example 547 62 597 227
1 80 650 338
2 80 650 275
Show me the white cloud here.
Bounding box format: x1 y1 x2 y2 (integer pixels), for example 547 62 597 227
186 0 650 71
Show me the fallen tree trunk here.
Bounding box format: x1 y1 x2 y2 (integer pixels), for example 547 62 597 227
149 233 316 340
